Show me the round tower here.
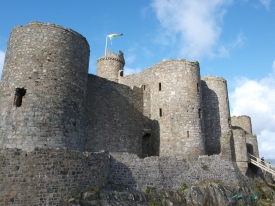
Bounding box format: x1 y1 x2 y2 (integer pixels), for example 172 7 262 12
152 59 205 157
231 115 252 134
0 22 90 151
97 50 125 82
201 76 231 155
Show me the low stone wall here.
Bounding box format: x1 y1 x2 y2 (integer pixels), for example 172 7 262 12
109 153 240 191
0 149 109 206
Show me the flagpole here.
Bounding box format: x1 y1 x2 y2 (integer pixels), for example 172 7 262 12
105 35 108 55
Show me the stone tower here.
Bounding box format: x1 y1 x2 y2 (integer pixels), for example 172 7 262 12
120 59 206 157
231 115 252 134
0 22 90 151
201 76 231 155
231 115 259 157
97 50 125 82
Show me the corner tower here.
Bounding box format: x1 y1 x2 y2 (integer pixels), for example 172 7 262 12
97 50 125 82
231 115 259 157
0 22 90 151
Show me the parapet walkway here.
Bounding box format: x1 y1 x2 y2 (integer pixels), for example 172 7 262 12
248 153 275 176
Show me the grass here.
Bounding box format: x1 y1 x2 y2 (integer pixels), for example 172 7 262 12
177 183 188 193
201 164 208 170
71 194 80 200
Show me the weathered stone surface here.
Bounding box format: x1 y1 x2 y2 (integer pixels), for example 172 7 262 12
201 76 231 155
0 21 89 152
0 149 109 205
108 152 245 191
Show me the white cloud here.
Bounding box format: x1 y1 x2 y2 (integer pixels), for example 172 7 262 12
230 61 275 159
151 0 233 59
124 67 142 76
0 50 5 78
259 0 271 9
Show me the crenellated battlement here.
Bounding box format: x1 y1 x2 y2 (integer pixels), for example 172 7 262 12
97 50 125 66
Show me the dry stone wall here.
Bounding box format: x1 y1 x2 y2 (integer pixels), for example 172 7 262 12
0 149 109 206
0 22 90 151
120 59 205 157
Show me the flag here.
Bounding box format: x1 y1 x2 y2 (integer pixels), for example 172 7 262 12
108 33 123 40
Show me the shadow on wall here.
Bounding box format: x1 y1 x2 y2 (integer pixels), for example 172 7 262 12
201 81 221 155
84 75 160 157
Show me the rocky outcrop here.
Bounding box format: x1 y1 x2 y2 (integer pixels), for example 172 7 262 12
68 182 275 206
69 185 148 206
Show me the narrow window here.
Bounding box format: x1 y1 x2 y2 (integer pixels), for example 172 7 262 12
14 88 26 107
159 83 161 91
159 108 162 117
119 71 123 77
143 85 146 90
228 118 231 127
187 131 189 138
197 83 200 92
198 109 202 119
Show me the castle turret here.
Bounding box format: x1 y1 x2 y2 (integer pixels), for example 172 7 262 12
231 115 252 134
201 76 231 155
231 115 259 157
0 22 90 151
97 50 125 82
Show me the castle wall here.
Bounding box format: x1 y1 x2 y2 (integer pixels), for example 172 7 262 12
232 129 248 174
84 74 152 156
0 22 90 151
120 59 205 157
201 76 231 155
97 50 124 82
109 152 240 191
0 149 109 205
220 130 236 161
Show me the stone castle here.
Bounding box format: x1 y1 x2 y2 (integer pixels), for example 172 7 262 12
0 22 261 205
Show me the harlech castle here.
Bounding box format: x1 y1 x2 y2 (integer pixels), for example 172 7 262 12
0 22 262 205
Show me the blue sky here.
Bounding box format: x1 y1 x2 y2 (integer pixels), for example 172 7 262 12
0 0 274 159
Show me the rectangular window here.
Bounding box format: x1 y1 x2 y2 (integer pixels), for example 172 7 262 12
159 108 162 117
143 85 146 90
159 83 161 91
187 131 189 138
198 109 202 119
14 88 26 107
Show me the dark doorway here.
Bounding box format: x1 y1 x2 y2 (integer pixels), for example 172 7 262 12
142 133 151 158
247 143 254 155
